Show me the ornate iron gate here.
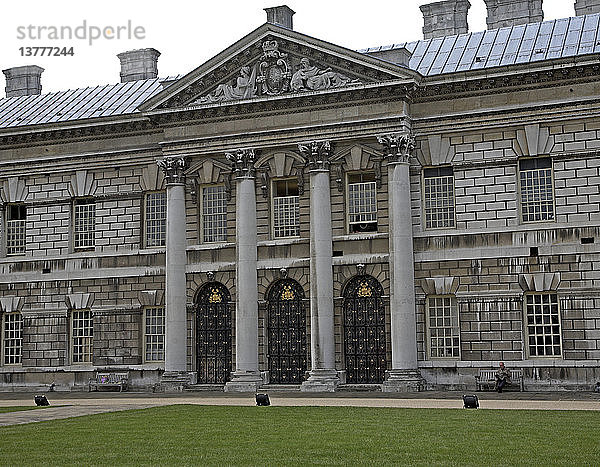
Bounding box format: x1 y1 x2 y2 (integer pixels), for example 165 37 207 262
343 275 387 384
267 279 307 383
196 282 232 384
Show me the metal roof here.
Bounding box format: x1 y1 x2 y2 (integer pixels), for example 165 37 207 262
0 78 163 129
1 15 599 130
360 14 600 76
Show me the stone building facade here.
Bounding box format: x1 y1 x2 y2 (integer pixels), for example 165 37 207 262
1 1 600 391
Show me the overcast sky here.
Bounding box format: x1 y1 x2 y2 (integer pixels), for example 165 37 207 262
0 0 580 94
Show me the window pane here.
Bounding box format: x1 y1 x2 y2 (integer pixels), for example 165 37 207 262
427 296 460 358
74 199 95 249
72 310 93 363
348 180 377 232
202 186 227 243
3 313 23 365
273 180 299 238
520 159 554 223
424 170 455 229
6 204 26 255
525 293 561 357
145 192 166 247
145 307 165 362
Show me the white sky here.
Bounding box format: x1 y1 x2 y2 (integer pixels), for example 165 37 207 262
0 0 579 93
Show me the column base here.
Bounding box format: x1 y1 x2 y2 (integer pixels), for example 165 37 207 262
224 371 263 393
301 369 340 392
156 371 197 393
382 369 425 393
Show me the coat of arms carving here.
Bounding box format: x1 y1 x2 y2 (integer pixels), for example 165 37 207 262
257 40 291 96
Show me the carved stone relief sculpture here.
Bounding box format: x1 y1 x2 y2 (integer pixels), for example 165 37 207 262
257 40 291 95
198 66 257 104
290 58 360 92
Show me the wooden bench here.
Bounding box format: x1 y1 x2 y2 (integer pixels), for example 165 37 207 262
475 369 524 392
88 372 129 392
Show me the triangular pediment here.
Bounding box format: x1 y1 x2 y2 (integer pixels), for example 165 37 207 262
140 23 418 111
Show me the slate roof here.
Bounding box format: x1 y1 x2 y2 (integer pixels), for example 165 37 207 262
1 14 599 130
360 14 600 76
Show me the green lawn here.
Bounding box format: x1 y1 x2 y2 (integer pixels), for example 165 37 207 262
0 405 598 465
0 406 46 414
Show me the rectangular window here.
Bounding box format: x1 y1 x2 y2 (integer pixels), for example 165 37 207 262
6 204 26 255
3 312 23 365
348 173 377 233
144 307 165 362
73 198 95 249
72 310 93 364
201 185 227 243
427 296 460 358
519 158 554 223
273 179 300 238
145 191 167 247
525 293 562 357
423 167 455 229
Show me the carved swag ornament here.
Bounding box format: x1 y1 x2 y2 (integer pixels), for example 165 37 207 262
197 40 362 104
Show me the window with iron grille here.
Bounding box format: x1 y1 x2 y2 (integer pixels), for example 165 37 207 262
348 173 377 233
73 199 95 249
423 167 455 229
6 204 26 255
519 158 554 223
144 307 165 362
201 185 227 243
427 296 460 358
525 293 562 357
272 179 299 238
145 191 166 247
72 310 93 364
3 312 22 365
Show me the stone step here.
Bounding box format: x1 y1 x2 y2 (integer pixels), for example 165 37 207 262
259 384 302 392
184 384 225 392
337 384 382 392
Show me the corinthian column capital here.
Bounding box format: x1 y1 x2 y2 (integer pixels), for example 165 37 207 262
298 141 332 171
226 148 257 178
157 157 188 184
377 133 415 164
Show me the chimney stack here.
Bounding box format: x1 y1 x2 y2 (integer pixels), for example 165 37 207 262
264 5 295 30
575 0 600 15
117 48 160 83
484 0 543 30
420 0 471 39
2 65 44 98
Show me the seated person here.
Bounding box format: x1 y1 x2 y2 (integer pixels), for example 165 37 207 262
495 362 511 393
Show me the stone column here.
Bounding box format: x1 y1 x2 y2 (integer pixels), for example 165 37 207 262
377 134 424 392
224 149 263 392
157 157 195 388
298 141 339 392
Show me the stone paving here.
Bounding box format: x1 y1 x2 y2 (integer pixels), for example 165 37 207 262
0 391 599 427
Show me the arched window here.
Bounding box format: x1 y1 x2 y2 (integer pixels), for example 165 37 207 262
267 279 307 384
196 282 232 384
343 275 387 384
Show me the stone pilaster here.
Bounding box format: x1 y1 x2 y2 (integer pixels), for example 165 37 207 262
377 134 424 392
298 141 339 392
224 149 263 392
157 157 191 382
